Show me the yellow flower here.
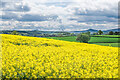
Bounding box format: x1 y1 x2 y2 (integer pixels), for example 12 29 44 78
1 34 118 78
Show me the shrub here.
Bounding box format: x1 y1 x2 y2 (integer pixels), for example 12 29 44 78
11 31 19 35
76 34 91 43
109 31 114 35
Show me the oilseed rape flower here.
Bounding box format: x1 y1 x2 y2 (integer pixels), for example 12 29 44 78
1 34 118 78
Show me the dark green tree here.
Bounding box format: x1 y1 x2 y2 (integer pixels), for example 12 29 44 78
114 32 119 35
11 31 19 35
85 31 91 35
109 31 114 35
93 32 98 35
76 34 91 43
70 33 75 36
58 33 63 37
98 30 103 35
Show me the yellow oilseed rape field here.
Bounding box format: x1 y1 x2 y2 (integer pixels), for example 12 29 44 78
1 34 118 78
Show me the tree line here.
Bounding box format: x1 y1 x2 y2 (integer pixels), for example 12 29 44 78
93 30 120 35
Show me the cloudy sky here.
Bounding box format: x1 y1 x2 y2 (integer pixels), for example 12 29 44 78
0 0 119 31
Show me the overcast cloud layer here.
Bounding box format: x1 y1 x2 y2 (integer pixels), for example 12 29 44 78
0 0 119 31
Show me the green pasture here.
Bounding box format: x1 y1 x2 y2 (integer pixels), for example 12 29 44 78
46 36 77 42
92 43 120 47
93 35 120 38
89 37 119 43
46 35 120 47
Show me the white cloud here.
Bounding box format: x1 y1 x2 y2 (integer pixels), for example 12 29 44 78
0 0 119 31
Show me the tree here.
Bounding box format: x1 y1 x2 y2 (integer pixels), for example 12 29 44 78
85 31 91 35
11 31 19 35
109 31 114 35
58 33 63 37
43 34 49 37
114 32 119 35
76 34 91 43
93 32 98 35
70 33 75 36
98 30 103 35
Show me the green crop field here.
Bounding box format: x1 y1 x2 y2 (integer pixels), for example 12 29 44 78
46 36 78 42
46 35 120 47
92 43 120 47
89 37 119 43
93 35 120 38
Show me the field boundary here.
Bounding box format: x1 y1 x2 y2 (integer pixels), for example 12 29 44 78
91 36 120 38
89 42 120 43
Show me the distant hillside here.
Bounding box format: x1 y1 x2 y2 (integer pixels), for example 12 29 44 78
0 28 119 36
70 28 120 33
103 28 120 32
0 30 72 37
70 29 98 33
